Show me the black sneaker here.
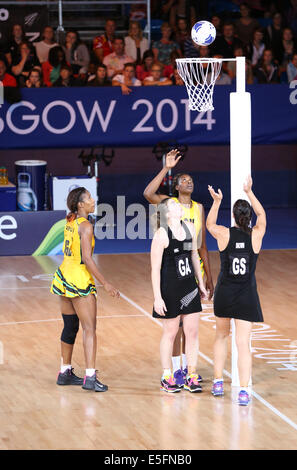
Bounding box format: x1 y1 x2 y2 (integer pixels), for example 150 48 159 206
57 368 84 386
82 373 108 392
184 374 203 393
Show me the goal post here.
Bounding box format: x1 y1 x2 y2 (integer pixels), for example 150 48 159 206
230 57 252 387
176 56 252 387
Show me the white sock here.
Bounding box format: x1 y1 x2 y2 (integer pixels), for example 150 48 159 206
214 378 224 384
162 369 172 379
61 364 71 373
86 368 96 377
240 386 250 394
182 353 187 370
172 356 181 373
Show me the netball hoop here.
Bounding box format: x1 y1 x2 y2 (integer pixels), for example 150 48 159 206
176 56 252 388
176 58 222 112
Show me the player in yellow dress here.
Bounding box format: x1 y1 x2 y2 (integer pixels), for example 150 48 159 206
51 187 119 392
144 149 214 389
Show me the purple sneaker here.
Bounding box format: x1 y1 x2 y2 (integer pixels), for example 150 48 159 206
238 390 250 406
212 381 224 397
183 367 203 383
174 369 185 387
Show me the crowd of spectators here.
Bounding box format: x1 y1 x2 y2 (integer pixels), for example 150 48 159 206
1 0 297 97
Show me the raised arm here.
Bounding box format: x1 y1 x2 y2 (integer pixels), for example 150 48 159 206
197 204 214 299
79 221 119 297
143 149 182 204
243 175 266 251
206 186 229 250
244 176 266 233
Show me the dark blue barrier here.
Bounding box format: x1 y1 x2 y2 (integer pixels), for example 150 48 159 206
0 84 296 149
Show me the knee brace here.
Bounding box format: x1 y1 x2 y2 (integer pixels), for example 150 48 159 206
61 314 79 345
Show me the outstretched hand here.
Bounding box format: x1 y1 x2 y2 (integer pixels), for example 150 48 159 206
243 175 253 193
165 149 182 169
208 185 223 202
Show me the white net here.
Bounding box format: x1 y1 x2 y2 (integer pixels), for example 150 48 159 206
176 58 222 112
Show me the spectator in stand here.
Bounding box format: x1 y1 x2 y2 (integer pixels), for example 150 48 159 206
211 15 222 38
246 28 266 67
34 26 58 64
0 58 17 87
42 45 68 87
163 49 181 79
227 46 255 84
286 0 297 37
86 64 111 86
213 54 232 85
103 36 134 79
93 19 116 64
227 45 243 79
23 67 44 88
279 28 297 72
184 35 200 58
143 63 172 85
158 0 176 22
136 49 155 81
254 49 280 83
235 2 259 47
169 0 196 32
287 53 297 82
53 64 82 87
171 65 184 85
11 41 41 87
63 30 90 75
173 18 191 55
245 58 255 84
152 22 181 67
5 23 25 66
232 0 266 17
211 22 243 58
124 21 149 64
112 62 141 94
264 12 283 63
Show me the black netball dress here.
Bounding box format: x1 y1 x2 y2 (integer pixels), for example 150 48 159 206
152 221 202 319
214 227 263 322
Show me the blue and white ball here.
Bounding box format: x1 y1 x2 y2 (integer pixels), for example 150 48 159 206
191 21 216 46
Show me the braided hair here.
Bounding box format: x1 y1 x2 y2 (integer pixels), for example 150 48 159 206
66 187 87 222
172 173 184 198
233 199 252 233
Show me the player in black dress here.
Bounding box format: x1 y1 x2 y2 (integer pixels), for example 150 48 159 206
206 176 266 406
151 198 207 393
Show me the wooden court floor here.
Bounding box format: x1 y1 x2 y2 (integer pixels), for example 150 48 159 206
0 250 297 450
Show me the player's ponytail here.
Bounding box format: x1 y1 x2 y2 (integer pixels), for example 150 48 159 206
66 187 87 222
233 199 252 233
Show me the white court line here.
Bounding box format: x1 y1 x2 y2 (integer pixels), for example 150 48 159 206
120 291 297 433
1 287 297 433
0 314 144 327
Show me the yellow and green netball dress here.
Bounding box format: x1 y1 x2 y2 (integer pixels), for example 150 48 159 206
51 217 97 298
172 197 204 276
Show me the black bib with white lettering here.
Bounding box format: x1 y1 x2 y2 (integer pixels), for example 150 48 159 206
175 253 193 280
213 226 263 323
152 220 202 319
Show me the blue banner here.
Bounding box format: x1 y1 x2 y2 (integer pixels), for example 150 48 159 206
0 84 296 149
0 210 66 256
